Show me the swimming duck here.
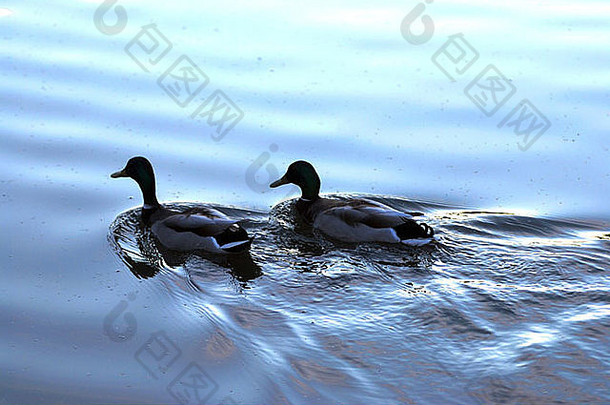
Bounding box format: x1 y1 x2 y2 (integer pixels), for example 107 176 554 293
111 157 252 253
270 161 435 245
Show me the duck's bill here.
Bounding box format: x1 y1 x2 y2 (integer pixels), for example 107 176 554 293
270 175 289 188
110 169 128 178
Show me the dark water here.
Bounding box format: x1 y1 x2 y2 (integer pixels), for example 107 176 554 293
88 197 609 404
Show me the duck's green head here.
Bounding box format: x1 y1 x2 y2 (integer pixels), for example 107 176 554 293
111 156 159 206
270 160 320 200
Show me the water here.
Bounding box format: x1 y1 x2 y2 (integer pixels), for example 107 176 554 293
1 1 609 404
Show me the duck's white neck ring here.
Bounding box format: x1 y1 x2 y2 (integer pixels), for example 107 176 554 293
143 203 156 210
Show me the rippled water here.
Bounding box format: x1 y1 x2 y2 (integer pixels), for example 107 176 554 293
102 199 610 404
2 0 609 404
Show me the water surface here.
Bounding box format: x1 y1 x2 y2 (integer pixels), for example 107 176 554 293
1 0 609 404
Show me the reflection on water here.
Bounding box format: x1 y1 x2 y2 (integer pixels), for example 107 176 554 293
109 203 264 283
101 196 610 404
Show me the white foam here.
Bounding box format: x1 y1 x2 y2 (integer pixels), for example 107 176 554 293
220 240 250 250
400 238 434 247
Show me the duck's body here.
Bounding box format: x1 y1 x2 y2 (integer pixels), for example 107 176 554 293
112 157 251 253
296 197 434 245
145 206 251 253
271 161 435 245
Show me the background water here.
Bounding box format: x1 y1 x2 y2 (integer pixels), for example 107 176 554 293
1 0 609 404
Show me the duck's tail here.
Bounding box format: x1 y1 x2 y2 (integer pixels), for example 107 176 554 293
394 219 435 241
214 224 253 253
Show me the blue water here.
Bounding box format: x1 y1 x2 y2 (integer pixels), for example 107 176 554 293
1 1 609 404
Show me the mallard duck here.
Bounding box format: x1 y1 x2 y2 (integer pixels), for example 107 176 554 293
111 157 252 253
269 161 435 245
